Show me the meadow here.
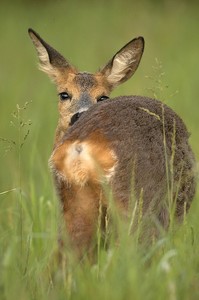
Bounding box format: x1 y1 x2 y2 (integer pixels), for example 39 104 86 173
0 0 199 299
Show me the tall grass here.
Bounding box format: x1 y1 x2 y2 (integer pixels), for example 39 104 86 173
0 0 199 299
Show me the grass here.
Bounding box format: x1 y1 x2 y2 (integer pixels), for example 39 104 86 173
0 0 199 299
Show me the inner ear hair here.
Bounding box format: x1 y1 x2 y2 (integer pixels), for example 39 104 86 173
101 36 144 87
28 28 77 80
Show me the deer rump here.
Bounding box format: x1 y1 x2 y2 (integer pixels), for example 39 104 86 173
50 96 196 232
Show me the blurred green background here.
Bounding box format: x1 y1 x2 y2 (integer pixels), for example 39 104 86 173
0 0 199 299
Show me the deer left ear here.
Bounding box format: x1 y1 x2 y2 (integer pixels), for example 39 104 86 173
100 37 144 88
28 28 77 83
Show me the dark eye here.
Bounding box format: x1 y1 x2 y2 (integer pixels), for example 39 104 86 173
97 95 109 102
59 92 71 101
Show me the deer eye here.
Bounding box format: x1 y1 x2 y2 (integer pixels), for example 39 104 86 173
97 95 109 102
59 92 71 101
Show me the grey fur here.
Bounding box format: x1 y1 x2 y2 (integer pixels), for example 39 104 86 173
74 72 97 91
76 92 94 111
63 96 196 229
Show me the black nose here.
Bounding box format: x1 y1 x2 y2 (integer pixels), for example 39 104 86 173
69 112 84 126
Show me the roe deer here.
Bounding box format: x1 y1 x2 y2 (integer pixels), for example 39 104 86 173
28 29 196 258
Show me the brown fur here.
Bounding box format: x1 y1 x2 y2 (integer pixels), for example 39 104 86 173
29 29 196 258
50 131 116 186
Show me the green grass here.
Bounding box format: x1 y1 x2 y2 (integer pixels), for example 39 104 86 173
0 0 199 299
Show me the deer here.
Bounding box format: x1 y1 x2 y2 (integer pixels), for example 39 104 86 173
28 28 196 259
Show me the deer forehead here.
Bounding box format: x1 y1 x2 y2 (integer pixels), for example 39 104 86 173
57 71 110 95
74 72 98 90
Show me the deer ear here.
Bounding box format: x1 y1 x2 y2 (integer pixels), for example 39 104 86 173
100 37 144 88
28 28 77 82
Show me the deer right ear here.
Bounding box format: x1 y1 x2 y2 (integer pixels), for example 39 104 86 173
28 28 77 82
100 37 144 89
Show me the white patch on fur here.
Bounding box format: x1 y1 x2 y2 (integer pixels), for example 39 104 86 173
104 165 116 182
64 142 94 186
49 142 118 187
78 107 89 113
104 151 117 183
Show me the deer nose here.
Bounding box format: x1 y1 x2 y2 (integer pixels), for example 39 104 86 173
70 111 84 126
